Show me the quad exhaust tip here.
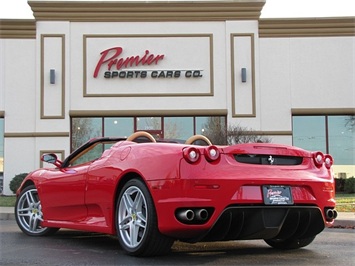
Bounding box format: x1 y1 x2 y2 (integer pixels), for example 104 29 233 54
177 209 195 221
325 208 338 221
176 208 211 224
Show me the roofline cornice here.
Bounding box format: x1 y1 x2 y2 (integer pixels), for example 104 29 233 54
0 19 36 39
28 0 265 21
259 17 355 37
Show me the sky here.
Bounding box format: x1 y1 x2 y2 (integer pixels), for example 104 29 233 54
0 0 354 19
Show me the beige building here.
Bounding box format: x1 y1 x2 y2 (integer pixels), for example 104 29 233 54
0 0 354 195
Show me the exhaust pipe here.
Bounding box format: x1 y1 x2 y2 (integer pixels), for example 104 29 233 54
195 209 209 221
325 209 338 220
177 209 195 221
332 209 338 219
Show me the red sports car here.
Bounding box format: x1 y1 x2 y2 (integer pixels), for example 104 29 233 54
15 131 337 256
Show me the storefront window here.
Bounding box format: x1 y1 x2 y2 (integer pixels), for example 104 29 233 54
196 117 209 135
0 118 3 158
196 116 227 144
292 115 355 179
328 116 354 166
164 117 193 140
0 118 3 193
71 115 227 150
292 116 326 153
104 118 134 137
71 118 102 150
137 117 162 131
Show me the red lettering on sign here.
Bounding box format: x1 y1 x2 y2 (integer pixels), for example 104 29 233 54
267 189 282 198
93 47 165 78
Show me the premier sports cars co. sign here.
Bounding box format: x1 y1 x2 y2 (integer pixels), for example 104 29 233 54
93 47 203 80
84 35 213 97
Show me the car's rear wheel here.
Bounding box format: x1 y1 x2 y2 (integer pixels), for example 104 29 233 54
15 185 59 236
264 236 316 249
116 179 174 256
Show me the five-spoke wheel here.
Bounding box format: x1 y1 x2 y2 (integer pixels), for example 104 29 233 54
116 179 173 256
117 185 147 248
15 185 58 236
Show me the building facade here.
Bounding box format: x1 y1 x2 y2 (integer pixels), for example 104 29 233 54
0 0 354 195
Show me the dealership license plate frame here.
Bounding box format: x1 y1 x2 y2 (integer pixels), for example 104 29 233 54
262 185 294 205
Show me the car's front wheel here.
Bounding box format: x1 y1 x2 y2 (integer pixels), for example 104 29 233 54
116 179 174 256
264 236 316 249
15 185 59 236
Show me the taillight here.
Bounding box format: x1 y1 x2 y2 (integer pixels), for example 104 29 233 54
204 146 220 162
324 154 333 169
183 147 200 163
313 151 324 167
312 152 334 169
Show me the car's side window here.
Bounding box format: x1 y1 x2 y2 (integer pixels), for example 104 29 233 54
70 143 105 167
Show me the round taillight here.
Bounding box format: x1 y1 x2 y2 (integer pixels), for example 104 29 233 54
205 146 220 162
324 154 333 169
313 151 324 167
183 147 200 163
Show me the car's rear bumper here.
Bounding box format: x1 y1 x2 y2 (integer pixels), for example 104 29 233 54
193 206 325 242
149 178 336 241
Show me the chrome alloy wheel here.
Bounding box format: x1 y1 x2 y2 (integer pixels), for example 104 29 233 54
118 186 147 248
16 187 47 235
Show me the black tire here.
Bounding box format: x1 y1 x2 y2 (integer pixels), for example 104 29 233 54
15 185 59 236
264 236 316 249
116 179 174 256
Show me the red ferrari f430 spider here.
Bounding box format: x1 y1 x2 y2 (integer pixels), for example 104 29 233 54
15 131 337 256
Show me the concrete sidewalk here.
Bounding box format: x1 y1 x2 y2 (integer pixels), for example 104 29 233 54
0 207 15 221
1 206 354 228
328 211 355 228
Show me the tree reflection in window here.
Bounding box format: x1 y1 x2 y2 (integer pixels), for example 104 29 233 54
72 118 102 151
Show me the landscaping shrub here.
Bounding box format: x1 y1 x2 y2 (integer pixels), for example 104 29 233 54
335 178 346 192
9 173 28 194
344 177 355 193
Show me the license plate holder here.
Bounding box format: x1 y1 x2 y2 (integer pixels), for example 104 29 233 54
262 185 293 205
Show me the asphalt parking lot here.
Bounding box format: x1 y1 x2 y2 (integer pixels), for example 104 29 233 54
1 207 354 265
1 219 354 265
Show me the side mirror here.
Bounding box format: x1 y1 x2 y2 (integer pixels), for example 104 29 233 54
41 153 62 168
